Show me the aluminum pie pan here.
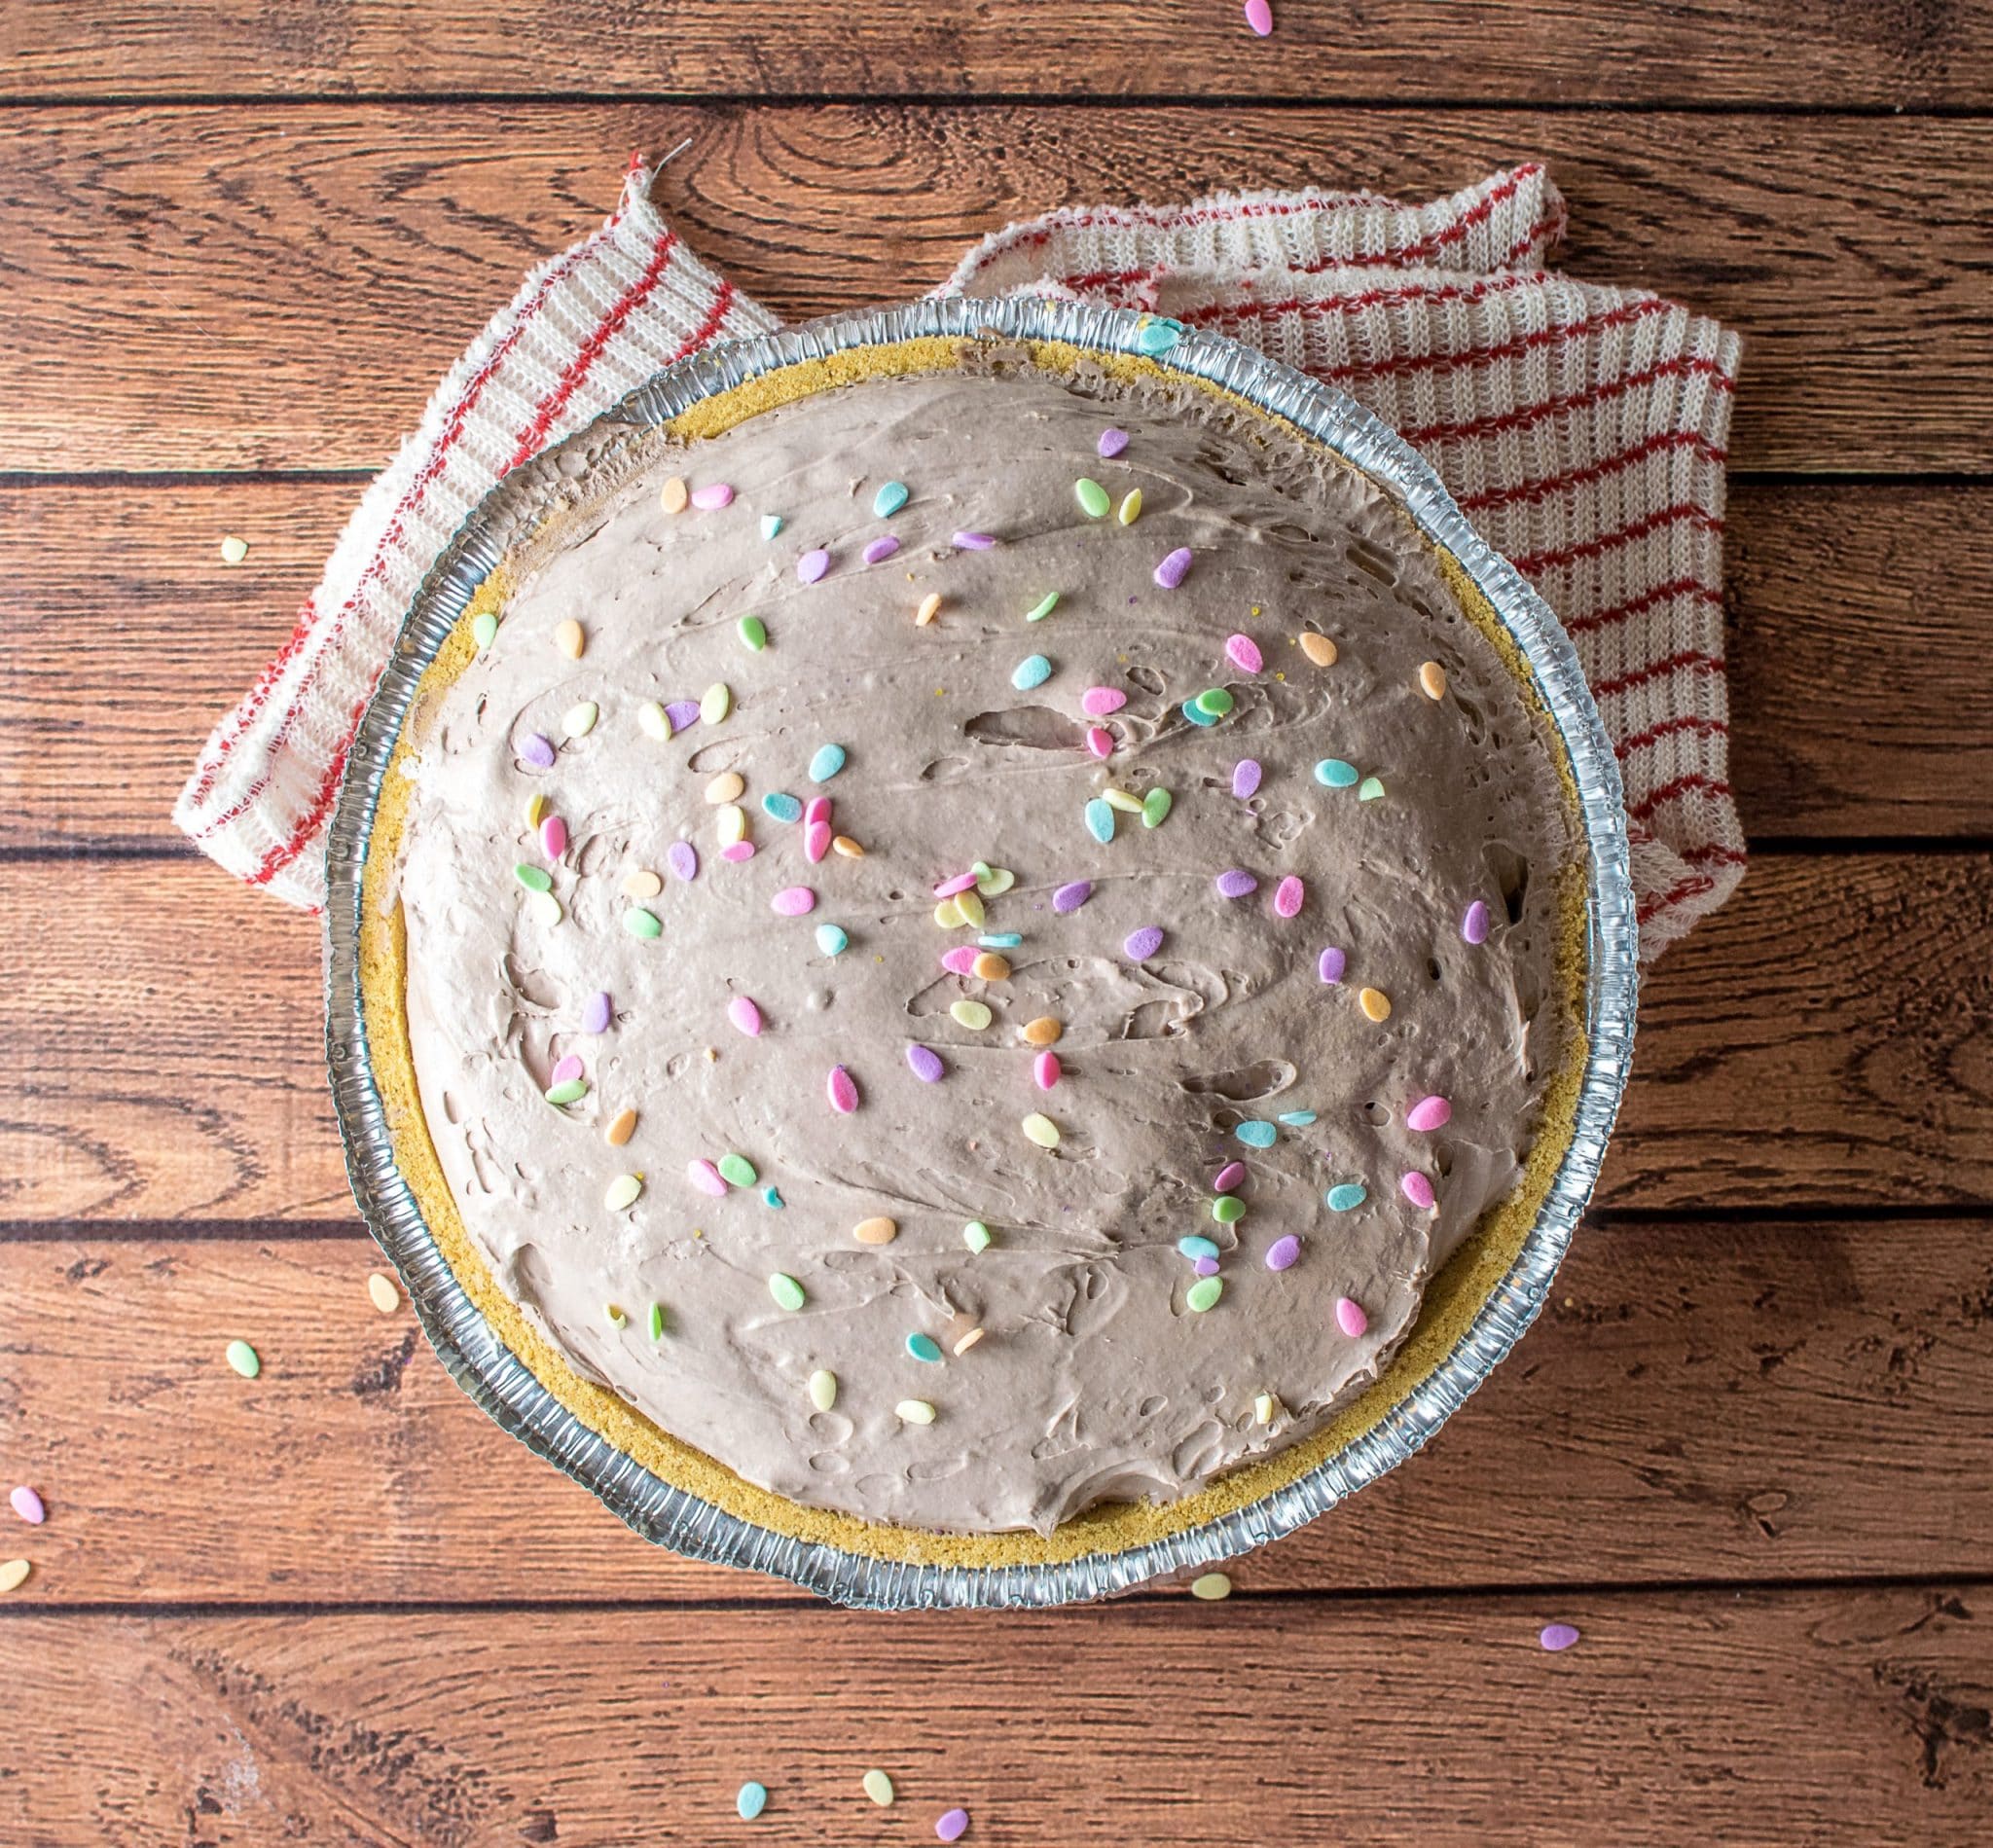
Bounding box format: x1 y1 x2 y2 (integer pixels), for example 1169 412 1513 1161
324 295 1638 1610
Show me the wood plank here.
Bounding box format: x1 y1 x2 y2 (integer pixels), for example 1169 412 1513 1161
6 105 1989 474
11 478 1989 852
8 1 1992 106
3 1218 1986 1605
4 1592 1986 1844
2 852 1990 1223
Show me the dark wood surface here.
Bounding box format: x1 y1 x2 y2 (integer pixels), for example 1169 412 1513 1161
3 8 1990 1844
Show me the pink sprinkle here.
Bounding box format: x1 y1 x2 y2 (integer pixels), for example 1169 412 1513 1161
1193 1255 1219 1277
517 732 556 770
1097 427 1130 458
1232 759 1262 800
1212 1161 1246 1193
1335 1295 1369 1338
803 821 830 863
933 871 979 898
1086 725 1114 760
1033 1050 1061 1090
550 1054 583 1086
1154 546 1195 590
728 996 764 1037
803 796 832 828
1124 925 1164 960
1244 0 1274 37
720 840 756 862
539 815 567 859
952 530 996 551
1317 946 1346 985
664 699 702 732
1407 1095 1453 1133
941 946 979 975
580 991 612 1034
687 1158 728 1198
771 886 815 917
1273 875 1305 919
9 1485 44 1526
862 534 901 564
1401 1171 1437 1212
1225 633 1263 673
1266 1234 1301 1272
1463 899 1491 944
690 482 734 510
667 842 699 883
1080 685 1127 717
1214 868 1258 899
906 1044 945 1083
797 548 831 583
936 1810 970 1845
1052 880 1093 914
826 1065 859 1113
1540 1622 1581 1652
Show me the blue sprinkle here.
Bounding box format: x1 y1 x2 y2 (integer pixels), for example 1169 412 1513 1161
907 1332 943 1363
873 480 910 518
1084 798 1115 844
1235 1120 1278 1148
761 1185 784 1210
1135 315 1185 356
759 513 783 540
762 791 803 823
1325 1182 1368 1212
978 932 1023 949
1178 1235 1220 1260
1012 653 1053 691
1181 698 1220 728
808 743 848 783
1314 758 1359 787
737 1783 769 1821
1277 1110 1318 1127
815 923 849 957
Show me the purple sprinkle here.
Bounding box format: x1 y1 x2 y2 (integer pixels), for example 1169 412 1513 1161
1214 868 1258 900
1463 898 1492 944
862 534 901 564
1265 1234 1301 1272
580 990 612 1034
667 841 699 883
517 732 556 770
1124 925 1164 960
664 699 702 733
1097 427 1130 458
1193 1255 1220 1278
1154 546 1195 590
1052 880 1094 914
906 1044 945 1084
936 1810 970 1845
797 547 831 583
1317 946 1347 985
951 530 997 551
1232 758 1263 800
1540 1622 1581 1652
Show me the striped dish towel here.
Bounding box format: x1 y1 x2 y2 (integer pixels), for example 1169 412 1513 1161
175 159 1744 956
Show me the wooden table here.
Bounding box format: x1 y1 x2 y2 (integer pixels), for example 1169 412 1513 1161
4 5 1991 1841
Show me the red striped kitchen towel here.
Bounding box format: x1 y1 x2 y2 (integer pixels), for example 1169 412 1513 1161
175 159 1743 956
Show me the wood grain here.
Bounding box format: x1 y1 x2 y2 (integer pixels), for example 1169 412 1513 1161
4 1591 1987 1844
3 852 1990 1224
6 105 1990 474
8 1 1992 106
4 1218 1988 1605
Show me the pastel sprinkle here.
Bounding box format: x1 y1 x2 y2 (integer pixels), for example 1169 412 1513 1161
624 908 662 939
1182 697 1219 728
1336 1296 1370 1338
973 952 1011 980
1359 987 1392 1022
981 931 1023 948
550 1054 584 1086
0 1559 30 1593
705 771 744 805
952 530 996 551
716 803 748 847
1154 546 1195 589
1033 1050 1061 1090
665 699 702 731
1407 1095 1453 1133
1012 653 1053 691
604 1173 642 1212
581 991 613 1033
1225 633 1263 673
769 1274 806 1312
1190 1572 1232 1601
762 791 802 823
935 871 979 897
874 481 910 517
219 533 249 563
1402 1171 1437 1211
514 863 553 894
1022 1016 1064 1046
690 482 734 510
605 1108 637 1146
1463 899 1492 944
738 613 768 651
1135 315 1184 354
635 701 670 743
1214 868 1258 899
1318 947 1347 984
1141 787 1173 828
545 1078 587 1106
833 834 865 858
1255 1393 1277 1424
1213 1161 1247 1192
1021 1112 1061 1149
1025 592 1060 623
1358 775 1386 802
472 611 498 651
897 1399 937 1425
963 1220 993 1252
934 897 964 928
1315 758 1359 787
1086 725 1113 759
1124 925 1164 960
827 1066 859 1113
1185 1276 1223 1313
816 923 849 957
956 888 987 926
1116 489 1142 525
1245 0 1274 35
1080 685 1127 716
804 820 831 862
1102 788 1142 815
1327 1182 1368 1212
660 477 688 514
1084 798 1115 844
728 996 765 1036
916 592 942 626
649 1301 667 1340
10 1486 45 1526
700 682 732 725
907 1332 943 1363
737 1782 768 1821
1299 631 1338 667
519 732 556 769
606 1303 629 1332
525 889 562 927
936 1807 971 1842
1193 686 1235 719
1266 1235 1302 1272
798 548 831 583
1179 1235 1220 1261
771 887 815 918
941 946 979 976
562 701 598 740
1052 881 1093 913
1233 759 1263 800
717 1153 758 1187
225 1339 261 1379
1074 477 1110 519
667 841 700 883
907 1044 946 1083
1235 1120 1277 1148
1540 1622 1581 1652
1211 1194 1245 1224
863 535 901 564
1098 427 1129 457
974 863 1016 895
1278 1109 1316 1127
864 1769 895 1807
810 1369 838 1411
854 1216 899 1246
688 1159 727 1198
554 617 584 660
1420 660 1449 701
1273 875 1305 918
951 1000 993 1032
539 815 568 859
759 513 783 540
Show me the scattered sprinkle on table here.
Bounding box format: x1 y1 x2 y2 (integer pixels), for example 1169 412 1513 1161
219 534 249 564
225 1339 261 1379
864 1769 896 1806
1540 1622 1581 1652
366 1272 400 1314
1244 0 1274 36
0 1559 29 1594
736 1781 768 1821
935 1805 971 1842
1190 1571 1233 1600
10 1486 45 1526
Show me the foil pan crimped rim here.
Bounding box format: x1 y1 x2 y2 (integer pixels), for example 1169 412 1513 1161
324 297 1638 1610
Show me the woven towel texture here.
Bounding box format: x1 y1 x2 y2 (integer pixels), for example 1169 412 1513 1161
175 160 1743 955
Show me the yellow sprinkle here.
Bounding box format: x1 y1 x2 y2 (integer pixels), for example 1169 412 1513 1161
219 534 249 564
954 888 986 927
660 477 689 514
1359 986 1392 1022
704 770 745 805
604 1173 642 1212
915 592 942 626
832 834 865 858
605 1107 638 1146
862 1768 895 1807
700 682 732 726
1190 1572 1233 1601
1021 1111 1061 1149
623 868 663 899
951 999 994 1031
1419 660 1448 701
952 1325 985 1356
365 1272 400 1315
895 1399 937 1426
809 1369 838 1412
1101 787 1142 814
605 1304 627 1329
1254 1392 1277 1425
555 617 585 660
525 792 549 828
1116 488 1142 525
933 897 964 928
853 1215 899 1246
971 952 1011 981
0 1559 29 1594
716 803 747 846
1299 632 1338 668
1022 1016 1063 1047
561 700 598 739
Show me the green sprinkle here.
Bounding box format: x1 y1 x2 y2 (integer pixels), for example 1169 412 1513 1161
1358 775 1386 802
1021 1111 1061 1149
974 863 1016 895
963 1220 993 1253
1326 1182 1368 1212
1186 1276 1224 1313
603 1173 642 1212
471 611 499 651
224 1339 261 1379
637 700 670 741
1141 787 1173 829
907 1332 943 1363
769 1273 805 1312
648 1301 666 1341
815 923 849 957
1212 1194 1246 1224
624 907 662 939
1193 687 1235 719
1073 477 1110 519
738 613 768 652
895 1398 937 1425
862 1768 895 1807
809 1368 838 1411
544 1078 587 1105
874 481 910 518
514 863 553 893
1084 797 1115 844
1025 591 1060 623
700 682 732 726
1315 758 1359 788
759 513 783 540
950 999 993 1031
717 1152 758 1187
